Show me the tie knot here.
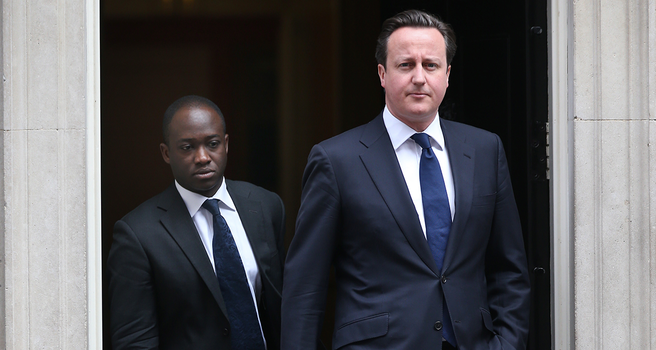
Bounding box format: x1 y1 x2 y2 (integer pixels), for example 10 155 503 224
411 133 431 149
202 198 221 216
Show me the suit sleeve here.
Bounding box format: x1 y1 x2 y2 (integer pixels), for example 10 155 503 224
107 220 159 350
281 145 340 350
274 193 287 269
485 135 531 350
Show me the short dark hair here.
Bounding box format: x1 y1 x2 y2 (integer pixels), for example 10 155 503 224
162 95 226 145
375 9 457 68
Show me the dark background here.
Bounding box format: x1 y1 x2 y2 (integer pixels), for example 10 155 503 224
101 0 550 348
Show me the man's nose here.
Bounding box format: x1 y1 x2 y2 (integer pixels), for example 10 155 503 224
195 147 211 164
411 66 426 84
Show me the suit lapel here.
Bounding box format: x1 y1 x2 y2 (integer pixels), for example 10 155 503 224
227 182 280 297
157 185 229 317
440 120 475 273
359 115 441 276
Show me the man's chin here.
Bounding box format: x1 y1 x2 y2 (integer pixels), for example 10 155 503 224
400 109 438 121
188 179 222 197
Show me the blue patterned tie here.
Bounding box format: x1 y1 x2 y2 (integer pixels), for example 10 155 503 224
202 199 265 350
411 133 456 347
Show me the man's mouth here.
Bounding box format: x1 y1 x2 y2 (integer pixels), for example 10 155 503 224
194 169 215 178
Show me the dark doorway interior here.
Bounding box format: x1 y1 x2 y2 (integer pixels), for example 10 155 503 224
101 1 550 349
101 15 280 348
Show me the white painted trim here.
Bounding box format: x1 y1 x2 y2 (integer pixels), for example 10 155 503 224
549 0 574 349
86 0 102 348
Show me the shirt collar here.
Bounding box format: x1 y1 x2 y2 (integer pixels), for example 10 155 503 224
175 178 236 217
382 106 446 151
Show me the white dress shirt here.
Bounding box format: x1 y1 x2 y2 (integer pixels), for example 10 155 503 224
175 179 266 343
383 106 456 238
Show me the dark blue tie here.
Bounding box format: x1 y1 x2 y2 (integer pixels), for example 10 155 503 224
411 133 456 347
202 199 265 350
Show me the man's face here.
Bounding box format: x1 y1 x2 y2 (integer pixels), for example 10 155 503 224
377 27 451 130
160 105 228 197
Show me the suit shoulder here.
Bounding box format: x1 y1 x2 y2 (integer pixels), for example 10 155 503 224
441 119 501 145
441 119 495 136
226 179 282 201
312 116 384 159
119 186 175 224
318 123 368 149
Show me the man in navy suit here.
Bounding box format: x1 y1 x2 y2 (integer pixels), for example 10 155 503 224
108 95 285 349
281 10 530 350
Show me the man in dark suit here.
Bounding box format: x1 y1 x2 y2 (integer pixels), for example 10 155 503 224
108 95 285 350
281 10 530 350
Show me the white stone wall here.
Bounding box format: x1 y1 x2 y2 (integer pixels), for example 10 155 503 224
571 0 656 349
1 0 98 348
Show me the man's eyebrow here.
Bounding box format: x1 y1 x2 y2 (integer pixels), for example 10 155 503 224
176 134 221 143
394 55 442 61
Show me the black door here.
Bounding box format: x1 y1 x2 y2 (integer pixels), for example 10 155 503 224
379 1 551 349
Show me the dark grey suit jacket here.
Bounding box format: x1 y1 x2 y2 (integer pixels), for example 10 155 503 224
108 180 285 350
282 114 530 350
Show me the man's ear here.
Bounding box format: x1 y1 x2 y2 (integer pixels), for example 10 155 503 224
377 64 386 89
446 65 451 87
224 134 229 154
160 143 171 164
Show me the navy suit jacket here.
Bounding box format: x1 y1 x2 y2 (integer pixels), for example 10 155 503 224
281 114 530 350
108 180 285 350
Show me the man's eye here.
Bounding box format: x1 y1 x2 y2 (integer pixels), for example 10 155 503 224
180 145 191 151
208 141 219 148
425 63 437 69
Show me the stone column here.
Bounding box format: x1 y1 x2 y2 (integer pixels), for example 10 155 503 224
572 0 656 348
0 0 100 348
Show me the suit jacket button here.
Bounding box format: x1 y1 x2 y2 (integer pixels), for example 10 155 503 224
434 321 443 331
223 328 230 336
441 276 447 284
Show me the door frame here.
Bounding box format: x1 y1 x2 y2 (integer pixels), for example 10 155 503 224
549 0 574 349
87 0 102 348
86 0 574 348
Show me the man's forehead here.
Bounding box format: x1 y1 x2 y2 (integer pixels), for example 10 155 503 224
388 29 445 55
169 111 224 135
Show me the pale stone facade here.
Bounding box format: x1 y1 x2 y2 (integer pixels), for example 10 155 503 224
569 0 656 348
0 0 101 348
0 0 654 349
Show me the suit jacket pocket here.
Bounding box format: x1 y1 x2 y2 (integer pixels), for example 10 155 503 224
332 313 389 349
